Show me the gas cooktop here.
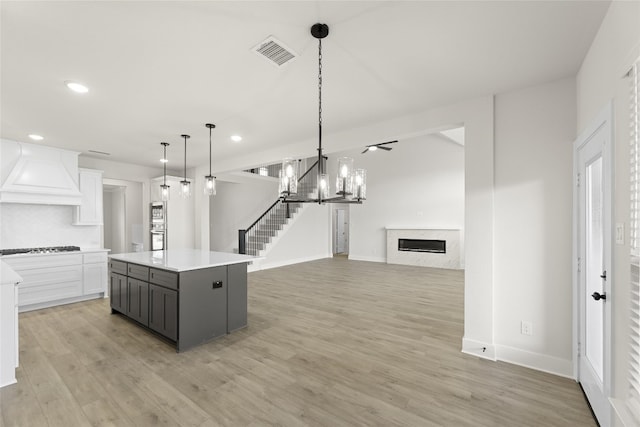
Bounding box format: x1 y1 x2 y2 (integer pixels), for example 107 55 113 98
0 246 81 256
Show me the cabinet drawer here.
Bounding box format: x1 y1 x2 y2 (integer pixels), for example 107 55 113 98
18 265 83 306
127 263 149 281
149 268 178 290
5 254 82 271
84 252 107 264
109 260 127 275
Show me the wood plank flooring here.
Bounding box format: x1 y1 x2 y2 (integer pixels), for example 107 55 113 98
0 257 595 426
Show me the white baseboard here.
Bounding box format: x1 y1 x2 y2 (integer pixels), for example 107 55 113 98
19 293 105 313
248 253 331 272
461 339 574 378
494 344 573 378
347 254 386 263
462 337 496 360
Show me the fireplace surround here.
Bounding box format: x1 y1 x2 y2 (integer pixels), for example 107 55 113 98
386 228 461 269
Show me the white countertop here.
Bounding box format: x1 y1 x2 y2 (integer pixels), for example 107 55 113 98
0 260 23 286
109 249 261 272
0 248 109 260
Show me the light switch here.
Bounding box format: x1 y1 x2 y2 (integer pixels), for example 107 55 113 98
615 223 625 245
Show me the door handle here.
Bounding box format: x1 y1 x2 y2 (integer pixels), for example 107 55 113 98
600 270 607 280
592 292 606 301
212 281 223 289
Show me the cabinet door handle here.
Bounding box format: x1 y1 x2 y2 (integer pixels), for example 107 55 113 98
212 281 223 289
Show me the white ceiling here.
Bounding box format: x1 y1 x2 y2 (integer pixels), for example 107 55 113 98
1 1 610 172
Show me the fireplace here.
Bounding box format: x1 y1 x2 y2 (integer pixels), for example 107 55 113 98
386 228 462 269
398 238 446 253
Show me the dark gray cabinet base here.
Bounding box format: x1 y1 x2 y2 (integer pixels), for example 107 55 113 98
149 284 178 341
109 260 249 352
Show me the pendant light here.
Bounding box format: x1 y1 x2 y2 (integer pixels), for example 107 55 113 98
160 142 170 201
280 23 366 204
204 123 216 196
179 134 191 198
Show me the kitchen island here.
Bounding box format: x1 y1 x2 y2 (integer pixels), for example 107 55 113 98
108 249 258 352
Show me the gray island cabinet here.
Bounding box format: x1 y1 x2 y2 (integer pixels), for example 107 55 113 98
108 249 258 352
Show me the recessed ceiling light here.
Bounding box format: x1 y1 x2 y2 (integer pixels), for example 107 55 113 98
28 134 44 141
160 158 168 163
65 81 89 93
231 135 242 142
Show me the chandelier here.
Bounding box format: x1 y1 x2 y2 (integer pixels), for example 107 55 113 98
280 23 367 204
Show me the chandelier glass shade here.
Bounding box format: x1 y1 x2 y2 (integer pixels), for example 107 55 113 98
279 157 298 196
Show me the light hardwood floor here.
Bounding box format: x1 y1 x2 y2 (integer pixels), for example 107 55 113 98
0 257 595 426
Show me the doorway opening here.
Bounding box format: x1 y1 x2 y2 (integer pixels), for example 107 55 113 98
103 184 126 254
332 207 349 256
103 179 145 254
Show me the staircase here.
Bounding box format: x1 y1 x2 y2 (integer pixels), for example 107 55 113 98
239 160 320 256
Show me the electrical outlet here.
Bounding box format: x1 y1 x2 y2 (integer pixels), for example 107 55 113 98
521 321 533 336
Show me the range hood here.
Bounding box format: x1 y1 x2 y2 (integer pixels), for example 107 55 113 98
0 139 82 205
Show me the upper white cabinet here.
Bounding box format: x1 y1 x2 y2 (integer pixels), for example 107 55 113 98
73 168 104 225
0 139 82 205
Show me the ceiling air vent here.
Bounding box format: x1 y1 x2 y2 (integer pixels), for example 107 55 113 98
252 36 297 67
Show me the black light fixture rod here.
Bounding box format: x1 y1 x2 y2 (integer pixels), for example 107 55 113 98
313 24 328 204
181 134 190 180
206 123 215 176
161 142 169 186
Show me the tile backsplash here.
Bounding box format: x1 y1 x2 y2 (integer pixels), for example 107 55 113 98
0 204 101 249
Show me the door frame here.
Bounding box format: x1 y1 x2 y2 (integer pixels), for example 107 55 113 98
572 101 613 424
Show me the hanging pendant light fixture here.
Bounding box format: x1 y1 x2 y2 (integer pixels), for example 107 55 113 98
160 142 170 201
179 134 191 198
204 123 216 196
280 23 366 204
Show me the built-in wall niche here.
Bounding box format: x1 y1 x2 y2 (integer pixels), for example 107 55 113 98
386 228 461 269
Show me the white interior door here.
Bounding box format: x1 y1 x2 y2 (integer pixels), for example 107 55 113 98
575 104 612 427
336 209 346 254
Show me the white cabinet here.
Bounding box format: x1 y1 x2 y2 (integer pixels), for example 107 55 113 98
8 254 83 309
73 168 103 225
83 252 107 295
3 250 108 312
0 261 22 388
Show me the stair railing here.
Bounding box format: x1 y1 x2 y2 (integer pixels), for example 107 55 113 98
239 159 322 255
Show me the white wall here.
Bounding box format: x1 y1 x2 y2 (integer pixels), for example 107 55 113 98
103 190 113 251
110 187 127 253
576 1 640 425
0 204 101 248
162 176 195 250
253 203 331 270
331 134 465 264
493 77 576 375
210 175 279 253
103 179 141 253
